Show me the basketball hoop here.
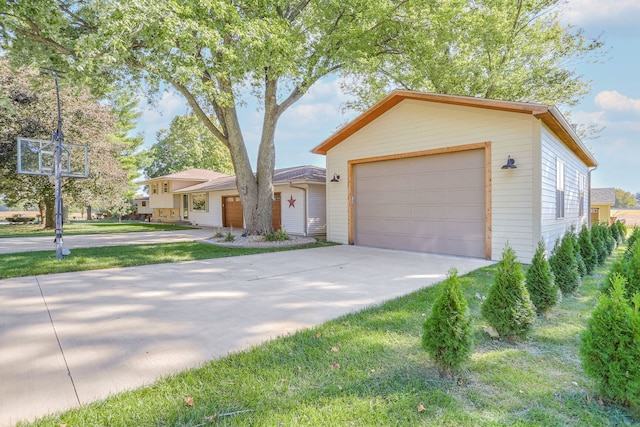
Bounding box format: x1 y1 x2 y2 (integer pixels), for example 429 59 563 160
14 68 89 260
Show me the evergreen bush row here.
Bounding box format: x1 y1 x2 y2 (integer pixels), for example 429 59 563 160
422 221 628 379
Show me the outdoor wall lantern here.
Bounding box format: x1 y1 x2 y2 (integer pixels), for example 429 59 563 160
330 173 341 182
501 155 517 169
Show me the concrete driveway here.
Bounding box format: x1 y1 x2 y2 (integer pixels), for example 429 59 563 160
0 228 214 254
0 245 493 426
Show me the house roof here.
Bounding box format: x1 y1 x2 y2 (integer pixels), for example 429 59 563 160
174 165 326 193
311 90 598 167
138 168 232 185
591 188 616 206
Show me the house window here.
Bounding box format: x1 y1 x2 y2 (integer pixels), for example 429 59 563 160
152 184 157 194
141 201 147 207
578 172 585 217
163 182 169 193
192 193 207 212
556 158 565 219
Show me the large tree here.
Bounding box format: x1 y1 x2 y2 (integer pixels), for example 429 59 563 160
144 114 234 178
0 59 129 227
0 0 604 233
109 91 146 197
615 188 637 209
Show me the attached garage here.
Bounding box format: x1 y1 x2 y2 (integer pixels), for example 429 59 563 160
352 147 487 258
222 196 243 228
223 193 282 230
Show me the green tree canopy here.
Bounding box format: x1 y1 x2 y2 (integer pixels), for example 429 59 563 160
0 0 605 233
0 59 129 227
108 91 146 197
144 114 234 179
615 188 637 208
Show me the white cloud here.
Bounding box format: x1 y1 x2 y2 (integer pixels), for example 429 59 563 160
572 110 608 126
564 0 640 26
594 90 640 113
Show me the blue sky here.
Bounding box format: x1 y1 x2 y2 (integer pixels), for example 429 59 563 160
136 0 640 193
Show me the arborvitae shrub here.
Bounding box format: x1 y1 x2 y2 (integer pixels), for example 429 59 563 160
549 234 581 295
610 220 627 246
422 268 473 374
525 240 558 315
604 224 616 255
628 227 640 250
591 224 609 265
579 224 598 275
618 221 628 242
481 245 536 340
570 227 587 278
580 274 640 406
610 221 621 245
605 242 640 300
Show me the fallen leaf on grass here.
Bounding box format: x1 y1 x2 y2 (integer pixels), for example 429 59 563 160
185 396 194 406
417 404 425 412
330 362 340 369
331 346 339 352
597 397 604 405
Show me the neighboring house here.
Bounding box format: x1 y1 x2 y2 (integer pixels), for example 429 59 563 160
590 187 615 224
139 169 232 223
139 166 327 236
312 90 598 262
133 196 153 219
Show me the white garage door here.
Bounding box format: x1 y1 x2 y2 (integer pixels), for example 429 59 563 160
353 149 486 258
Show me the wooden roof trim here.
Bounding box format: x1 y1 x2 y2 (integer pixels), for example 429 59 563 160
311 91 597 168
311 90 549 155
534 108 598 167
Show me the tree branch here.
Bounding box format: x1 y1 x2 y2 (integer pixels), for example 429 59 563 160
12 19 77 57
170 81 229 147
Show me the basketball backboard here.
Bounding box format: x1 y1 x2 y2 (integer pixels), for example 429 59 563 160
17 137 88 178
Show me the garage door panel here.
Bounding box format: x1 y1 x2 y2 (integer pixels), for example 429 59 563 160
357 190 414 205
354 149 486 258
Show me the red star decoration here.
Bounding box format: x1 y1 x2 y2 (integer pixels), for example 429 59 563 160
288 195 296 208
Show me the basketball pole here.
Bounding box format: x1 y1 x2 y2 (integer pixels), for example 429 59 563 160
46 69 65 260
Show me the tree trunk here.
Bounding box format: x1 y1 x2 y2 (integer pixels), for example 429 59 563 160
44 197 55 229
220 104 275 235
38 201 46 228
86 205 92 220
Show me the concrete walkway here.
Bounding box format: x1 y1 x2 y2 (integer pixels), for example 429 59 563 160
0 228 215 254
0 245 493 426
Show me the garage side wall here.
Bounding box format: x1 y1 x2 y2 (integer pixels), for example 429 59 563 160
325 100 537 261
540 125 589 254
307 184 327 236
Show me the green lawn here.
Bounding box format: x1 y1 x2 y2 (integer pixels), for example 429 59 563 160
0 220 195 238
20 247 638 426
0 241 334 279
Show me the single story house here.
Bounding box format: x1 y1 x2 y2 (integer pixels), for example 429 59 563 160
312 90 598 262
590 188 615 224
139 166 326 236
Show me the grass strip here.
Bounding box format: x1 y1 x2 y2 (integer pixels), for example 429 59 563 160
0 221 195 238
20 247 638 426
0 241 334 279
